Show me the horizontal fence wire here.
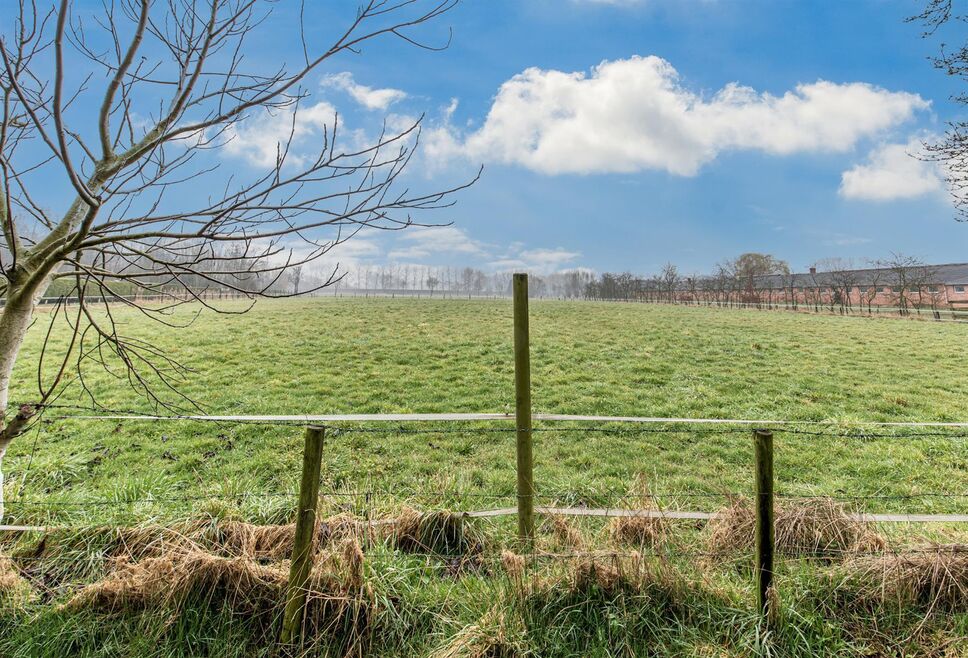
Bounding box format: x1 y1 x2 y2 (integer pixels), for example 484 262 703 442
4 414 968 549
20 403 968 431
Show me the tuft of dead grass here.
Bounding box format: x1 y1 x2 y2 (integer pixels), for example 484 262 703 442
831 544 968 613
429 607 525 658
202 515 367 560
64 549 287 613
706 496 885 561
61 538 383 649
609 474 669 548
44 516 368 566
393 508 482 557
0 554 32 605
609 515 667 548
549 515 584 550
501 550 526 586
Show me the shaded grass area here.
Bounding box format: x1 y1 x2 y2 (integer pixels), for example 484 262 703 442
3 298 968 655
1 509 967 657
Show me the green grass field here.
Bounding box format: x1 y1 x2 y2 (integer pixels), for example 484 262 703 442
2 298 968 657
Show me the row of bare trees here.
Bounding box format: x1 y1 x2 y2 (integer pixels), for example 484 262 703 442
314 265 595 298
583 253 948 316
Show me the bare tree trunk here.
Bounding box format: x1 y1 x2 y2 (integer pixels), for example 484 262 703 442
0 273 50 519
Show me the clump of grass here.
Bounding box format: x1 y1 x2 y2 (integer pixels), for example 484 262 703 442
62 536 381 650
393 508 482 557
300 538 377 644
63 549 285 614
512 552 717 656
548 515 584 550
609 515 667 548
429 607 526 658
63 548 286 614
202 514 366 559
0 554 32 606
608 474 669 548
706 497 885 561
522 552 686 603
202 521 299 560
104 523 209 560
830 544 968 613
501 550 526 588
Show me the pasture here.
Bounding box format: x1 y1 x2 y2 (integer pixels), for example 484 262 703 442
2 298 968 657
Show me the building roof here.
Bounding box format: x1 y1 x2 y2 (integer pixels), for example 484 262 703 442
752 262 968 289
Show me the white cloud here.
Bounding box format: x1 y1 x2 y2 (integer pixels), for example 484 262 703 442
252 235 382 275
387 226 486 260
222 101 336 168
839 138 945 201
381 226 580 274
488 248 580 274
426 55 929 176
322 72 407 111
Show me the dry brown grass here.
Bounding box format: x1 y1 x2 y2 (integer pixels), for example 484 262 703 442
608 474 669 548
429 608 525 658
609 515 667 548
199 515 367 560
502 548 685 603
64 533 377 640
548 515 585 550
64 549 287 613
35 516 368 567
393 508 481 556
831 544 968 613
706 496 885 561
501 550 526 586
0 553 32 605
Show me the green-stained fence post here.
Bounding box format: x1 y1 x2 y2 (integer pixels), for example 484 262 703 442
753 428 775 621
513 273 535 546
280 426 325 645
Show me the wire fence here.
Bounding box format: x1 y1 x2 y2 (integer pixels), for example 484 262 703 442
4 413 967 531
1 412 966 655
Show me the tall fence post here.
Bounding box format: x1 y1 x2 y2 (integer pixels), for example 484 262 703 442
281 426 325 645
753 428 775 621
513 273 535 546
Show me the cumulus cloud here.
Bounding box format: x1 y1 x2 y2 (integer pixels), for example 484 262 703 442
222 101 336 168
426 55 929 176
322 72 407 110
489 248 581 273
388 226 487 260
839 138 945 201
382 226 579 273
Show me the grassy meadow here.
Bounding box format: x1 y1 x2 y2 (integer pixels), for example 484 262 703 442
2 297 968 656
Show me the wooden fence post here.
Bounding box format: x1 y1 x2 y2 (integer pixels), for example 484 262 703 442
753 428 775 620
513 273 535 546
280 426 325 645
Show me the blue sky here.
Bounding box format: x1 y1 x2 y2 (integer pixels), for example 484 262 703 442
59 0 968 276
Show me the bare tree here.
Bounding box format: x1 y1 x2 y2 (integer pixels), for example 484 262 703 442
0 0 476 516
780 270 798 310
861 264 883 314
816 258 858 314
660 262 679 303
288 265 303 295
876 253 927 315
909 2 966 217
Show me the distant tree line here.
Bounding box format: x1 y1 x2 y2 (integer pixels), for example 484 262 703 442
583 252 948 316
330 265 596 298
8 247 947 317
